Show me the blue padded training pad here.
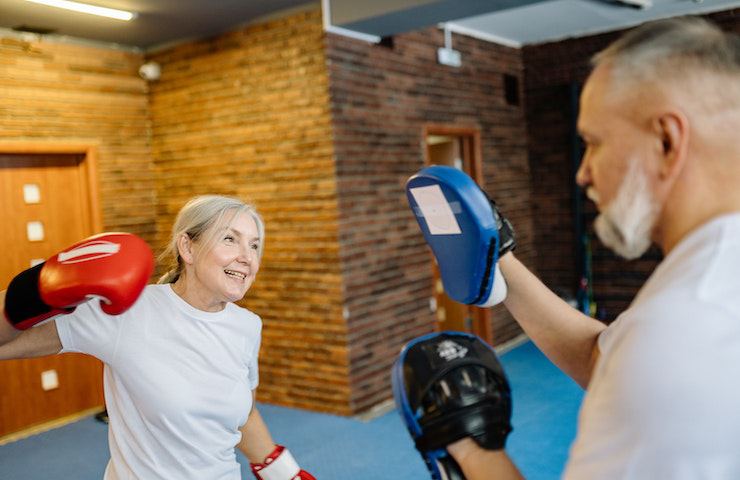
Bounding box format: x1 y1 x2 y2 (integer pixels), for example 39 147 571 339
406 166 499 305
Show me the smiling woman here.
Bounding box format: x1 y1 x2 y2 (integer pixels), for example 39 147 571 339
0 194 316 480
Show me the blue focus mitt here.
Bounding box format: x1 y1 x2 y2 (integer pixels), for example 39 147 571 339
406 166 514 306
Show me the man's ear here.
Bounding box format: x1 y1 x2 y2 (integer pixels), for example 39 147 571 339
655 110 690 181
177 233 195 265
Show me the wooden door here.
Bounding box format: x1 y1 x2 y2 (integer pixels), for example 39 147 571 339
424 126 492 344
0 153 104 437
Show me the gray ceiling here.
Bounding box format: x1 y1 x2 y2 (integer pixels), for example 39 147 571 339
448 0 740 47
0 0 738 51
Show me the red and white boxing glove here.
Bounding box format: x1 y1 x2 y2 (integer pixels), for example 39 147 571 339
250 445 315 480
4 232 154 330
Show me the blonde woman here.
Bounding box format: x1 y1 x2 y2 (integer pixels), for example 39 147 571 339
1 195 314 480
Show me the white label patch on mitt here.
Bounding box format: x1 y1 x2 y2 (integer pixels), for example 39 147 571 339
410 185 462 235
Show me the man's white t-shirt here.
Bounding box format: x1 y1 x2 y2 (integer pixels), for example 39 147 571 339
565 214 740 479
56 284 261 480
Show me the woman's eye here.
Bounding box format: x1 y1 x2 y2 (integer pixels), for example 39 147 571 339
250 243 259 251
224 235 235 243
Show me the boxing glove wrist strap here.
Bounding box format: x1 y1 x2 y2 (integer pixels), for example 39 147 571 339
4 263 65 330
251 445 300 480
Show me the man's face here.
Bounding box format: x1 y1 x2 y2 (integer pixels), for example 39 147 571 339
576 66 661 259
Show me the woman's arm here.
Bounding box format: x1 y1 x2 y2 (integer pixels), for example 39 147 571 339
238 391 276 463
0 321 62 360
238 391 316 479
0 290 22 346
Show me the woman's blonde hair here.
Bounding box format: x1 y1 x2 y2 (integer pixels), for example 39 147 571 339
157 195 265 284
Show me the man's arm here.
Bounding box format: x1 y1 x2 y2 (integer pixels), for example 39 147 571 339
404 166 602 388
500 252 604 389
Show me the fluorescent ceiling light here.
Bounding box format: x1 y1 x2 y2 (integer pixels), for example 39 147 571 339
24 0 138 21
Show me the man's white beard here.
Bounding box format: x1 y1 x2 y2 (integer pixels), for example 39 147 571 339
588 159 660 260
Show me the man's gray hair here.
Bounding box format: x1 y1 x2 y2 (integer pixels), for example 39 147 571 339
593 16 740 93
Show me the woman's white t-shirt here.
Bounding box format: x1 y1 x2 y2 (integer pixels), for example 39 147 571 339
56 284 261 480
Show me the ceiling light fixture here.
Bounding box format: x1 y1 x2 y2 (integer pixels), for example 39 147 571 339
24 0 137 21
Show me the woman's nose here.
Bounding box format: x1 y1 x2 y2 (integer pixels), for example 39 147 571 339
237 244 253 264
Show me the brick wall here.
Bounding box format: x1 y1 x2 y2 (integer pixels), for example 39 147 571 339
0 37 155 242
146 9 352 413
522 9 740 321
325 28 534 412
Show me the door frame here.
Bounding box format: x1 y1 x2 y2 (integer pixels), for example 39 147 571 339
0 142 103 233
421 124 493 345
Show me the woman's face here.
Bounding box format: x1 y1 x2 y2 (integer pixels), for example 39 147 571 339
182 210 261 312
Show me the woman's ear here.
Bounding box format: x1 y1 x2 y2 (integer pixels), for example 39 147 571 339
655 110 690 181
176 233 195 265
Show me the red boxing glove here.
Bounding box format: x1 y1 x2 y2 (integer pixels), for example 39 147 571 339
250 445 315 480
4 233 154 330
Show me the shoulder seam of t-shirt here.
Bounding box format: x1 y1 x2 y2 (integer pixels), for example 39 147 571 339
110 289 140 363
55 316 75 352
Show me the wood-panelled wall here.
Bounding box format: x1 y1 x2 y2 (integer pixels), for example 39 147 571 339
147 8 350 413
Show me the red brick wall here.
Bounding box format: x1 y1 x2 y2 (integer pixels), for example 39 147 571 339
325 28 534 412
522 9 740 321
